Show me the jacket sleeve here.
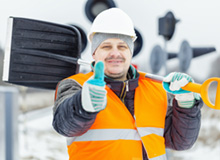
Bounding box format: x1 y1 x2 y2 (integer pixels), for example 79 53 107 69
52 78 98 137
164 94 203 150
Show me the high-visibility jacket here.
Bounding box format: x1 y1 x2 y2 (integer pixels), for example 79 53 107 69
66 72 168 160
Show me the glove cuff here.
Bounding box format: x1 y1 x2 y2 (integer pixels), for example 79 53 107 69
175 92 200 108
175 92 194 108
175 92 201 101
177 99 195 108
174 92 195 101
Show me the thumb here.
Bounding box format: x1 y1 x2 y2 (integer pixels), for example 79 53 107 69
94 61 105 81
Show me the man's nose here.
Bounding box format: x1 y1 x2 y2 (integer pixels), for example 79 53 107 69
109 48 121 57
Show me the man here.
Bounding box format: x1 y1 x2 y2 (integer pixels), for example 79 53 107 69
53 8 203 160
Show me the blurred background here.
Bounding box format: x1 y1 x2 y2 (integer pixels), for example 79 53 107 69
0 0 220 159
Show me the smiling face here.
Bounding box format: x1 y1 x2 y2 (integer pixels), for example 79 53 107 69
92 38 132 81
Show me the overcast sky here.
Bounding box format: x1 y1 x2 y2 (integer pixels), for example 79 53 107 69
1 0 220 80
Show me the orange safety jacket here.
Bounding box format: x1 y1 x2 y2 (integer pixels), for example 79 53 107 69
65 71 168 160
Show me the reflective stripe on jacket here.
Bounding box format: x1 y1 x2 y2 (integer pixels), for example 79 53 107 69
66 71 168 160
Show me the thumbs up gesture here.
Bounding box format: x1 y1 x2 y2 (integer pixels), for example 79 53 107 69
82 61 107 112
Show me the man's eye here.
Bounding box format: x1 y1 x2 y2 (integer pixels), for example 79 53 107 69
119 45 127 49
102 46 111 49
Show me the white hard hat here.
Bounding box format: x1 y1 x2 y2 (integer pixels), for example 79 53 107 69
88 8 137 42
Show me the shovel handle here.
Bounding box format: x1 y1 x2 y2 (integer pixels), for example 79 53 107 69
145 73 220 110
200 78 220 110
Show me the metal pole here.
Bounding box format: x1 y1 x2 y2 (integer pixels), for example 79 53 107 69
163 39 168 75
0 86 19 160
0 88 6 160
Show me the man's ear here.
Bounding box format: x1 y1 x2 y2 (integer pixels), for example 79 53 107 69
92 53 95 59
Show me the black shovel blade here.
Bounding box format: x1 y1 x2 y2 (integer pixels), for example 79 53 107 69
2 17 81 89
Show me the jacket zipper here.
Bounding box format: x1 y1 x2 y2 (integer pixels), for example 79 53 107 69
126 81 129 92
120 81 129 104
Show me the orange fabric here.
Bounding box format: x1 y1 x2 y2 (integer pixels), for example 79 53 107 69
67 72 93 85
68 140 142 160
141 134 166 159
134 74 167 158
135 76 167 128
64 72 167 160
54 82 59 101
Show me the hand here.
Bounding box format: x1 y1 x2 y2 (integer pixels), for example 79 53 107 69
82 61 107 112
163 72 200 108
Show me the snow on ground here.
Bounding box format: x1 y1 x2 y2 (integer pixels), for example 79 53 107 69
19 108 69 160
18 104 220 160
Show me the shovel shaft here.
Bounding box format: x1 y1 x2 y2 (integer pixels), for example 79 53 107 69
181 82 201 93
78 59 91 65
145 73 202 93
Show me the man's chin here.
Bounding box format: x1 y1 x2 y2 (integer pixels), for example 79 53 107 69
105 72 125 80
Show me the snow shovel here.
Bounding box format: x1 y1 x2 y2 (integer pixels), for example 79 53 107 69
2 17 83 89
2 17 220 110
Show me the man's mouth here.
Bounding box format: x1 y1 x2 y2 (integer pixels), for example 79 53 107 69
105 58 125 64
107 60 123 63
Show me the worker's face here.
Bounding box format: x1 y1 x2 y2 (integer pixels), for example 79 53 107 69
93 38 132 81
